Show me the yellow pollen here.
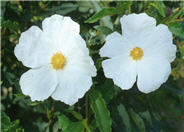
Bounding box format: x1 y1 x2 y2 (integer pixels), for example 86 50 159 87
51 52 66 70
130 47 143 60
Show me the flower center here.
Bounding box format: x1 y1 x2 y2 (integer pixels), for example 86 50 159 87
130 47 143 60
51 52 66 70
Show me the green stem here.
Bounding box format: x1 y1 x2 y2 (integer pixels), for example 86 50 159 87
82 119 91 132
85 93 89 120
128 5 131 14
84 93 92 132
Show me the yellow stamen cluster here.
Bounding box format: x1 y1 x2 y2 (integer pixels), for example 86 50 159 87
51 52 66 70
130 47 143 60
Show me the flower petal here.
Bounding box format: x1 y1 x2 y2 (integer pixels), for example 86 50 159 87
100 32 132 58
14 26 52 68
137 57 171 93
120 13 156 38
143 24 176 62
102 55 137 90
64 35 97 77
42 14 79 40
51 70 92 105
20 65 57 101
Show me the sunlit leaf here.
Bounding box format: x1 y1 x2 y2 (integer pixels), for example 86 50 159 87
150 1 166 17
89 89 112 132
85 7 121 23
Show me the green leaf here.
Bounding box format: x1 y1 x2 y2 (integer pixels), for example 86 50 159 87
117 1 133 12
58 114 83 132
63 122 83 132
163 8 183 24
94 25 113 36
1 19 19 32
90 1 113 29
150 2 166 17
89 89 112 132
98 79 120 103
58 115 70 131
65 110 83 120
118 104 131 132
129 109 146 132
139 111 152 125
29 101 42 106
1 112 24 132
85 7 121 23
169 22 184 39
162 84 184 95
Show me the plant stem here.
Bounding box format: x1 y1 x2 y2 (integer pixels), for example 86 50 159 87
84 93 92 132
85 93 89 120
128 5 131 14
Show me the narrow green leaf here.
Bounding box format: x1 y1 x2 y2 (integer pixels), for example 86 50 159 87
13 94 25 98
139 111 152 125
163 8 183 24
162 84 184 95
150 2 166 17
89 89 112 132
29 101 42 106
118 104 131 132
85 7 121 23
90 1 113 29
65 110 83 120
129 109 146 132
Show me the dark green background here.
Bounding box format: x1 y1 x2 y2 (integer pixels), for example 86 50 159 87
1 1 184 132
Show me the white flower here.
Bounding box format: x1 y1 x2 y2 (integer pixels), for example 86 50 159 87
14 14 97 105
100 13 176 93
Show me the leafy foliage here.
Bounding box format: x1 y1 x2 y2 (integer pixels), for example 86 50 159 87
1 1 184 132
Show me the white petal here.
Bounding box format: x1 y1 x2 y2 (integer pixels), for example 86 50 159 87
62 35 97 77
100 32 132 58
102 55 137 90
51 35 96 105
137 57 171 93
143 24 176 62
42 14 79 42
14 26 52 68
20 65 57 101
51 70 92 105
66 55 97 77
120 13 156 38
41 15 83 58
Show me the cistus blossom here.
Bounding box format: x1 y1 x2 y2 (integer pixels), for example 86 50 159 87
100 13 176 93
14 14 97 105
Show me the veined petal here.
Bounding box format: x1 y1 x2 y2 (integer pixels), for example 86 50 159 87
137 57 171 93
100 32 132 58
63 35 97 77
20 65 57 101
42 15 79 43
120 13 156 38
51 70 92 105
14 26 52 68
143 24 176 62
102 55 137 90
